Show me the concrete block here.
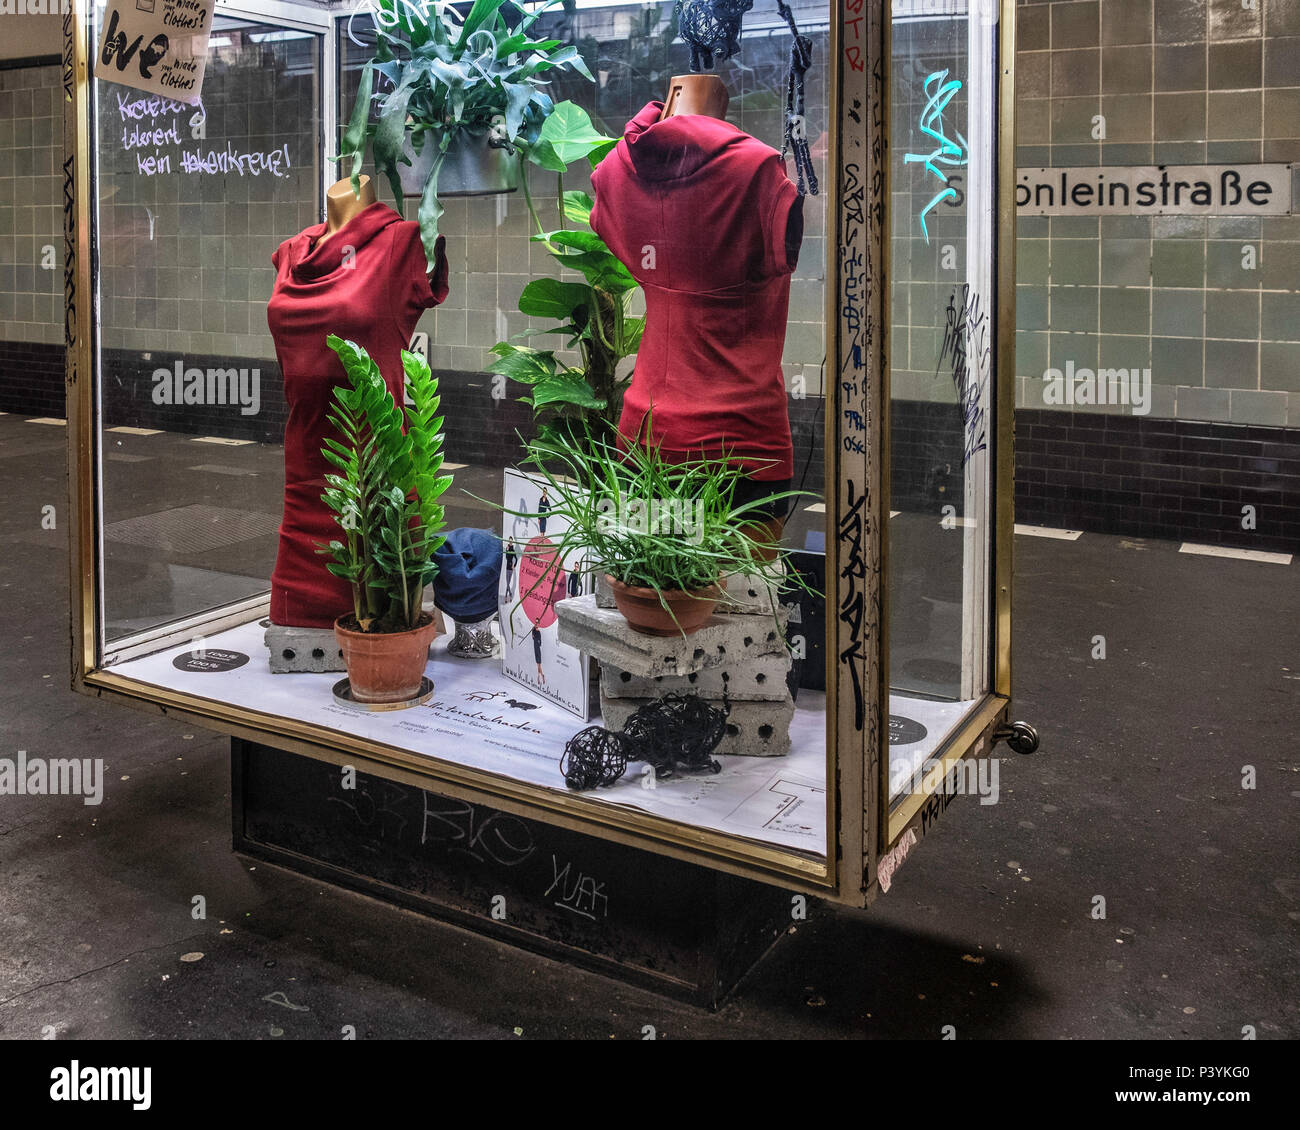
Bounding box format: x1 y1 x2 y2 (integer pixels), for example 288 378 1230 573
600 652 792 701
265 624 346 673
556 595 788 678
718 567 785 615
599 686 794 756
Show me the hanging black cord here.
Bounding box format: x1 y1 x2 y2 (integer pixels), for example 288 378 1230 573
776 0 819 196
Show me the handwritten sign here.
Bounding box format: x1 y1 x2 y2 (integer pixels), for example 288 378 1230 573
95 0 217 104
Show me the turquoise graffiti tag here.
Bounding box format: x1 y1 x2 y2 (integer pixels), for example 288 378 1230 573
904 70 969 243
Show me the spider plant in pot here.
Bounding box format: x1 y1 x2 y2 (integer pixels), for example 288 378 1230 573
316 335 453 705
338 0 596 269
504 422 812 637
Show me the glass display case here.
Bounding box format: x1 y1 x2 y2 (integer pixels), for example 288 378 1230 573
63 0 1025 913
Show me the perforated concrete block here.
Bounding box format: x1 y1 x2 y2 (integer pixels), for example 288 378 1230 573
600 652 792 701
266 625 347 673
556 595 788 678
599 686 795 756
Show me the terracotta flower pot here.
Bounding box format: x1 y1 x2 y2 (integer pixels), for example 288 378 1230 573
334 612 441 705
605 575 721 637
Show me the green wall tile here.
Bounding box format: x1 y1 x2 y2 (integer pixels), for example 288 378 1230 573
1102 0 1153 45
1100 286 1152 334
1207 90 1262 141
1260 342 1300 392
1176 386 1231 421
1155 92 1206 140
1205 290 1261 340
1152 287 1205 336
1208 40 1262 90
1101 94 1154 142
1017 330 1051 378
1019 284 1050 329
1103 45 1153 94
1020 6 1050 51
1101 238 1151 285
1155 44 1207 91
1053 48 1101 96
1208 0 1262 38
1204 339 1260 388
1262 292 1300 340
1229 390 1287 426
1050 286 1100 333
1151 241 1206 287
1264 36 1300 86
1052 238 1101 284
1018 238 1051 286
1053 1 1101 49
1154 0 1207 44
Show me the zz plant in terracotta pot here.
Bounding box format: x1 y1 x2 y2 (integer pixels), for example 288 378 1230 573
316 335 453 704
502 422 812 637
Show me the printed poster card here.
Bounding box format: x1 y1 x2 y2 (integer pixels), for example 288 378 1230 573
95 0 217 105
499 468 591 720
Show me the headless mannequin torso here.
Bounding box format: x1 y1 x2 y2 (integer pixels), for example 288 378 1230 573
658 74 791 555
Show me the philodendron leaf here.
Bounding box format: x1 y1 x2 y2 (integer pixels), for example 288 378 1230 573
487 345 560 385
517 278 591 320
531 101 613 168
560 190 593 226
530 372 606 410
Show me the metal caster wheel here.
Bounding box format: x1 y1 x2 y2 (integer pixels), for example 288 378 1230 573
994 720 1040 755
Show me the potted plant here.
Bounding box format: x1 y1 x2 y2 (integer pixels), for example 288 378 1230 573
316 335 453 704
338 0 596 268
488 101 639 452
499 423 812 637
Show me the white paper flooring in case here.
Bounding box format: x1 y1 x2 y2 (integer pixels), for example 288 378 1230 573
113 619 828 854
111 620 981 856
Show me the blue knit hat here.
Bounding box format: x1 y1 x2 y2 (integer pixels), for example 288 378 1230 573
433 528 503 622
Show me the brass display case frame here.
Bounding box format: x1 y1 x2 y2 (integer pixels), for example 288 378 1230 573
62 0 1018 908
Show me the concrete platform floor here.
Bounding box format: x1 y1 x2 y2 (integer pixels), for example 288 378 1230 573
1 416 1297 1039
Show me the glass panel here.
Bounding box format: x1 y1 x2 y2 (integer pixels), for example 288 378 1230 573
888 1 998 790
97 1 835 860
93 9 323 642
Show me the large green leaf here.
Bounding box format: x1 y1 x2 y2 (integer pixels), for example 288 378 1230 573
517 278 591 320
531 101 614 168
561 190 593 226
487 345 560 386
530 372 607 411
454 0 509 51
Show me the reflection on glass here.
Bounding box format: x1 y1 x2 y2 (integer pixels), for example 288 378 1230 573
96 14 322 642
887 1 997 789
90 1 837 854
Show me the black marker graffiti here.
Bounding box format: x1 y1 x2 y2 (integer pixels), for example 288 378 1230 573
936 284 990 466
837 481 868 731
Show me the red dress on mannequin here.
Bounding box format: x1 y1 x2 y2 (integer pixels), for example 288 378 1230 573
266 201 449 628
590 101 800 481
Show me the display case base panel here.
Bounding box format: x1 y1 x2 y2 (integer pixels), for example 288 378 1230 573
109 619 978 850
232 739 795 1008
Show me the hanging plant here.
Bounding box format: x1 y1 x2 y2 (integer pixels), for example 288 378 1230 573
338 0 595 268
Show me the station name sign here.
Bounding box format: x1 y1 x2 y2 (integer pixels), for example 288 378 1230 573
1017 165 1293 217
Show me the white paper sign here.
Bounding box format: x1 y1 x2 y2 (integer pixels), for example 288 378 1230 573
95 0 217 105
1017 165 1293 217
